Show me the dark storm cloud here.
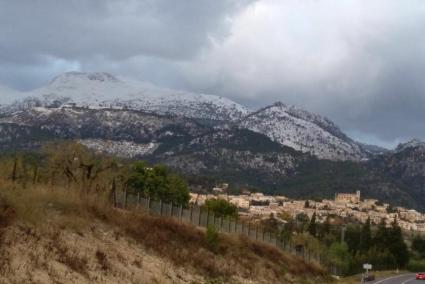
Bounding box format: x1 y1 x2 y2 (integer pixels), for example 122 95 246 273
0 0 251 62
1 0 425 147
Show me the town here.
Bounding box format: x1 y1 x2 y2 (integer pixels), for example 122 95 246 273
190 185 425 232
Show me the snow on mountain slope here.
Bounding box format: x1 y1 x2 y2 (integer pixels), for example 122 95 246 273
0 106 208 142
0 72 372 161
3 72 249 121
79 139 158 158
395 139 425 152
239 102 367 161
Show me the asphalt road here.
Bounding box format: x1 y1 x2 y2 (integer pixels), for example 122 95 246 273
366 273 423 284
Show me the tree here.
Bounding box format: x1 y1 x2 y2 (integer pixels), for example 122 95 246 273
296 212 310 223
318 217 331 241
308 212 317 237
359 218 372 252
203 198 238 218
412 237 425 258
281 219 296 242
127 162 190 206
42 141 117 191
372 218 409 268
345 224 361 253
327 241 351 275
388 219 409 268
296 213 310 233
373 219 389 248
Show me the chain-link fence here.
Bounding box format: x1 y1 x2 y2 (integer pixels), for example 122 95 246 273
114 190 340 275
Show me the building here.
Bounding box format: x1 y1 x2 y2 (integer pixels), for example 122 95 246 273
228 196 250 210
212 183 229 194
335 190 361 204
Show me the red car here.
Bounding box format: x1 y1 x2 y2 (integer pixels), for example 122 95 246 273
416 273 425 280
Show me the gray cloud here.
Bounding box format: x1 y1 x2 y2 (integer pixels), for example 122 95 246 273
0 0 251 62
1 0 425 148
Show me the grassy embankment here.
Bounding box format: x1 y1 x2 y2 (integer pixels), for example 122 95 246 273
0 181 332 284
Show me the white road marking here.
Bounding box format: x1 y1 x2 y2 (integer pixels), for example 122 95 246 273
374 274 416 284
401 278 416 284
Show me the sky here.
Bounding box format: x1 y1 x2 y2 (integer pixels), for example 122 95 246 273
1 0 425 148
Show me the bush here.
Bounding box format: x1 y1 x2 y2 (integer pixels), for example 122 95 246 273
326 242 351 275
127 162 190 206
203 199 238 219
205 225 219 253
412 237 425 258
407 259 425 272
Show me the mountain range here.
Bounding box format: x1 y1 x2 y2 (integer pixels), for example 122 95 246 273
0 72 424 211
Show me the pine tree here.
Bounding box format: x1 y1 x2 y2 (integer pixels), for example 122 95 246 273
308 212 317 237
373 219 389 248
388 217 409 267
359 217 372 252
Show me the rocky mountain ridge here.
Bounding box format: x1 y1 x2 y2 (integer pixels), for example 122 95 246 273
0 72 370 161
1 72 249 122
238 102 366 161
1 72 425 211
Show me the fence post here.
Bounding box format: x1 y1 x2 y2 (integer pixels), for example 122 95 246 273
211 213 215 228
159 200 163 216
111 178 117 207
169 203 173 217
241 221 244 234
198 207 202 226
228 216 231 232
189 205 193 223
206 210 210 226
247 222 251 236
123 186 128 209
220 217 223 232
179 205 183 220
147 197 151 212
262 230 265 242
136 192 140 208
255 225 258 241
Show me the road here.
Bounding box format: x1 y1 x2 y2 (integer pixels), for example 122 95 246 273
366 273 423 284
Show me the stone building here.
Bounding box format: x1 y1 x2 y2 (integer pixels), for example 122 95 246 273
335 190 361 204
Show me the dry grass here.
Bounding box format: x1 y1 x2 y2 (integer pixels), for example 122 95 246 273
0 184 331 283
97 208 331 283
0 182 109 230
0 189 16 275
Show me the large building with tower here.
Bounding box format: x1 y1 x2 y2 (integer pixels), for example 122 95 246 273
335 190 361 204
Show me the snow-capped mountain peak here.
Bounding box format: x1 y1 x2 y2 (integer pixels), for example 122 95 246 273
395 139 425 152
2 72 250 121
239 101 367 161
0 72 371 161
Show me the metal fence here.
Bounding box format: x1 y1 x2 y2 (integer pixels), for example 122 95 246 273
114 190 339 275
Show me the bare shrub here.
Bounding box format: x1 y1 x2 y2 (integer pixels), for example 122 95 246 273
95 249 109 271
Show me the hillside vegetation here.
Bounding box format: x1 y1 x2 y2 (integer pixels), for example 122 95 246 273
0 142 331 284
